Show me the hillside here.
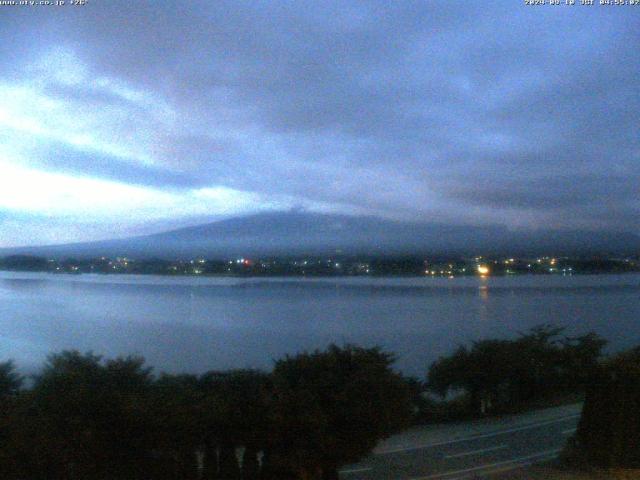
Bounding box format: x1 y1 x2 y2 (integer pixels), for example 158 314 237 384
2 211 639 259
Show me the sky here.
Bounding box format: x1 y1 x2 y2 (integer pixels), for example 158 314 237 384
0 1 638 247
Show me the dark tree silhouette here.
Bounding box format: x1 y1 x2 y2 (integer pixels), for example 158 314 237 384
575 346 640 468
0 347 412 480
151 373 206 480
0 361 22 397
428 325 606 414
267 344 413 480
0 361 23 478
12 351 155 480
199 369 270 480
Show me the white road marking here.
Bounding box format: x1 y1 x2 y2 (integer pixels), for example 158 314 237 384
444 444 507 459
340 467 372 474
469 452 561 479
377 414 579 455
562 428 576 435
409 448 562 480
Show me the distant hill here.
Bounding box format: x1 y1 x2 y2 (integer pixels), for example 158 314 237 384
1 211 639 259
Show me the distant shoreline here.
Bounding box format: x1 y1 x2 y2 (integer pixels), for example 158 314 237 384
1 253 638 278
2 268 640 278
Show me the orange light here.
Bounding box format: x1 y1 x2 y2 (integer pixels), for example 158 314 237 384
477 265 490 276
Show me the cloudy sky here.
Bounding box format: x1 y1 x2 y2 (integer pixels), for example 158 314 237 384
0 1 638 247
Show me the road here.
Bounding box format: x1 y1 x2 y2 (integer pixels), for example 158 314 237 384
339 403 582 480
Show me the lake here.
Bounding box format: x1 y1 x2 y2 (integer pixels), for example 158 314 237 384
1 272 639 378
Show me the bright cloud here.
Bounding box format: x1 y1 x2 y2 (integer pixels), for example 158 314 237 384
0 161 334 226
0 48 175 167
0 162 178 219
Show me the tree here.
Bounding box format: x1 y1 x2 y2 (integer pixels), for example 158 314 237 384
575 346 640 468
15 351 155 480
427 325 606 415
151 373 206 480
267 345 413 480
0 361 22 397
558 332 608 391
510 324 566 402
0 361 23 478
198 369 270 480
428 341 517 414
0 344 421 479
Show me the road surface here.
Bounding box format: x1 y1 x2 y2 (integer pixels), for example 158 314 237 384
339 403 582 480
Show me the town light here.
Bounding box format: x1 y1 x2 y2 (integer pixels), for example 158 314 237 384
477 265 490 276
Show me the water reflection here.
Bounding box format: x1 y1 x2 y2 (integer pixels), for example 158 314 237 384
478 284 489 301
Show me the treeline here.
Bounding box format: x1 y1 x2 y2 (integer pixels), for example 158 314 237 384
0 345 413 480
2 254 639 276
0 255 435 276
0 326 621 479
426 325 607 416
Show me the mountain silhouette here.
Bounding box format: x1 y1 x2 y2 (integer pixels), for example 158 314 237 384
2 211 639 259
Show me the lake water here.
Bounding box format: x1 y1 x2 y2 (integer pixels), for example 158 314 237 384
1 272 639 378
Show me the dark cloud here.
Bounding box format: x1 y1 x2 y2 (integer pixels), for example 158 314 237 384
444 174 639 210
